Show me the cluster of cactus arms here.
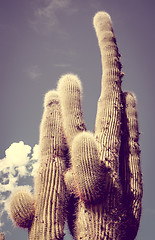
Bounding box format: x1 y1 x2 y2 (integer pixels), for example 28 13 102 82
8 11 143 240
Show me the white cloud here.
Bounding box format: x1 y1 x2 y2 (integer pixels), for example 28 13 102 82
31 144 39 160
29 0 77 35
31 161 39 176
27 65 41 80
0 141 39 231
31 144 39 175
5 141 31 167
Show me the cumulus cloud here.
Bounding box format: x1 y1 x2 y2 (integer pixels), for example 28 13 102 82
5 141 31 167
29 0 77 35
31 144 39 160
0 141 39 231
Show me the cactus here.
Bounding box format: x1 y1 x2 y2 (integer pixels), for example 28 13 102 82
0 233 5 240
9 189 35 228
8 11 142 240
28 91 68 239
119 92 143 238
9 91 68 239
57 12 142 239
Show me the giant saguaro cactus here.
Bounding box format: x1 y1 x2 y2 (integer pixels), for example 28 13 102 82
57 12 143 240
8 11 142 240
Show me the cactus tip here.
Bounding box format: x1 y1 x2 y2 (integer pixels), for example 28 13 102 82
44 90 59 108
57 73 82 93
93 11 112 29
124 91 137 107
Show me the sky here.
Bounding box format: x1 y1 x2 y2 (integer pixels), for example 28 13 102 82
0 0 155 239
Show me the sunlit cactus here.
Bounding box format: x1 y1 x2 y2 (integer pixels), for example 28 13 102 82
8 11 142 240
9 91 68 239
28 90 68 240
57 11 142 240
57 74 87 148
9 189 35 228
71 131 106 203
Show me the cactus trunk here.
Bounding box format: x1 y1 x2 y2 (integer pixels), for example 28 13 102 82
29 91 67 239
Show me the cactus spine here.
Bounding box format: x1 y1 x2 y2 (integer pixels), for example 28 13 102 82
8 11 142 240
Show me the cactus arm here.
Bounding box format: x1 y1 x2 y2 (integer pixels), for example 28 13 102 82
71 131 121 203
29 91 67 240
119 92 143 239
71 131 109 203
70 12 124 239
9 189 35 229
93 12 122 172
57 74 86 148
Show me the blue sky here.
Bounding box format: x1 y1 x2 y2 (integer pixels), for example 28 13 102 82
0 0 155 239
